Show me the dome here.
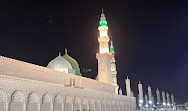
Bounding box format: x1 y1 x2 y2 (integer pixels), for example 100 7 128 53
47 53 75 74
62 49 82 76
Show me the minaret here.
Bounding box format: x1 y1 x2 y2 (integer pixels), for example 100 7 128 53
110 37 119 94
171 94 174 106
148 85 152 105
156 88 161 106
162 91 166 106
166 92 170 106
138 81 144 105
125 76 131 96
96 9 112 84
145 94 149 107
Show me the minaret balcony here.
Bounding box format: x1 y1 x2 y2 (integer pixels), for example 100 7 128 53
98 37 109 43
98 26 108 31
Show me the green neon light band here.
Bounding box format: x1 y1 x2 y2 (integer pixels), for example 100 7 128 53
110 47 114 52
99 21 108 26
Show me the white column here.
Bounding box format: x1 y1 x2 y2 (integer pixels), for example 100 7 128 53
138 81 144 107
166 92 170 106
51 103 53 111
125 76 131 97
38 103 41 111
5 103 8 111
145 94 148 108
162 91 166 106
156 88 160 106
147 85 152 105
23 103 26 111
171 94 174 106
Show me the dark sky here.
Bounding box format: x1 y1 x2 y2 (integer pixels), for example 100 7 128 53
0 1 187 104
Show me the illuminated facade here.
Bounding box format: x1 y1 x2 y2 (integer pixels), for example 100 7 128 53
0 9 137 111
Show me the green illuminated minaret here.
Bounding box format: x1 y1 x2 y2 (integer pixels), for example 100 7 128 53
110 37 119 94
110 38 115 53
96 9 112 84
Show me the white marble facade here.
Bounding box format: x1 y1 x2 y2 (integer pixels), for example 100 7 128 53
0 56 136 111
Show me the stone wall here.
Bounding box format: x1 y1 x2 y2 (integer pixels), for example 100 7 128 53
0 75 136 111
0 56 114 93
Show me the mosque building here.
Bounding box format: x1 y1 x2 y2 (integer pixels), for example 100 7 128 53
0 10 136 111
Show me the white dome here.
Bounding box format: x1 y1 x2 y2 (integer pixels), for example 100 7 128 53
47 53 73 73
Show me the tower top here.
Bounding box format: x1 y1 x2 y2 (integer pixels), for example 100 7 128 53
59 52 61 56
100 9 107 26
65 48 67 54
110 36 115 53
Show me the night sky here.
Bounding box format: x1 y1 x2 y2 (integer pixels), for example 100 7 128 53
0 1 187 104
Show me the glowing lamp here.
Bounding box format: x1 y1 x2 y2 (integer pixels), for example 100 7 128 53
149 101 152 104
139 100 143 103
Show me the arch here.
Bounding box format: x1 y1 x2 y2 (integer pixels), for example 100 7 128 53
10 90 24 103
42 93 51 103
41 93 52 111
54 94 62 104
65 96 72 104
27 92 39 111
89 98 95 105
54 94 63 111
81 97 88 111
0 89 6 111
0 89 6 102
64 96 73 111
73 97 81 111
28 92 39 103
74 96 81 105
82 97 88 105
9 90 24 111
